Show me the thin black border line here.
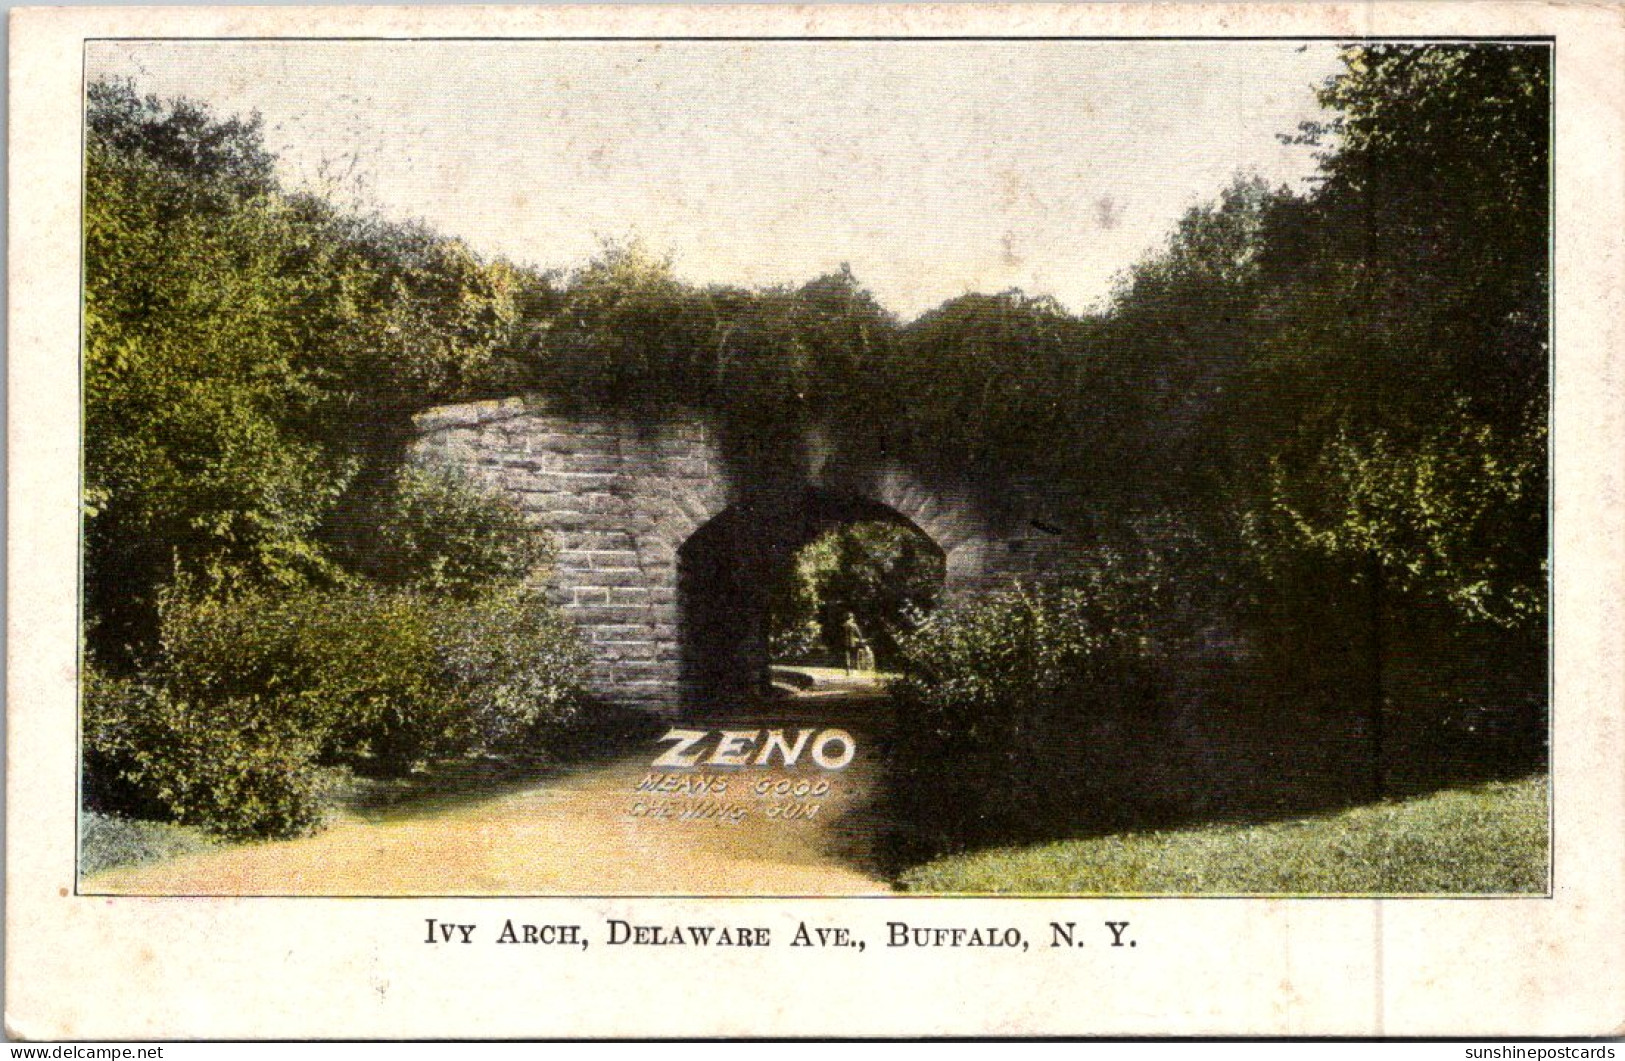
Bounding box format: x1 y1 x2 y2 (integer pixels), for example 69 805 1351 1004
81 35 1559 42
75 890 1556 900
1544 36 1557 900
74 39 89 906
74 34 1559 902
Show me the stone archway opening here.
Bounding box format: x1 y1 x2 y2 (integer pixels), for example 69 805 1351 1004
676 487 945 713
406 399 1064 713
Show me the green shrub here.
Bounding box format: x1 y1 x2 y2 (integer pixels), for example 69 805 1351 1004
162 579 586 775
147 578 439 778
82 664 167 822
367 466 551 597
84 572 587 839
886 568 1183 859
768 615 823 663
437 584 588 757
286 584 586 770
83 663 329 841
286 586 459 776
130 692 329 840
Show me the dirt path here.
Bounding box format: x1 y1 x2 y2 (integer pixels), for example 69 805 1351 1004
84 685 895 896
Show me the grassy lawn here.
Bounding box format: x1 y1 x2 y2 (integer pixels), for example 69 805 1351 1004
899 775 1549 895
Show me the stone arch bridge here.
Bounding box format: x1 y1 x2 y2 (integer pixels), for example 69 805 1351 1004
409 397 1080 714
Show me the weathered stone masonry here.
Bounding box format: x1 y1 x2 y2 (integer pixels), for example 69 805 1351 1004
409 397 1079 714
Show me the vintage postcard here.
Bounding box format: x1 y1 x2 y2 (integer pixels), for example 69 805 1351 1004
8 1 1624 1039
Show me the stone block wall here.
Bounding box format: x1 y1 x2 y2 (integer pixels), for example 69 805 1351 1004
409 398 729 713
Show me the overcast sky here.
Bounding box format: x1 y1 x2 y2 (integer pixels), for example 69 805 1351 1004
88 40 1344 319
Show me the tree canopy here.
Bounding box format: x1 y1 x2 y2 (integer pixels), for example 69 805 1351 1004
1235 44 1550 630
83 79 531 658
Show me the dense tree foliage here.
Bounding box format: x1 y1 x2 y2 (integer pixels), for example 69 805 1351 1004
84 79 531 659
885 292 1096 480
512 246 900 476
82 81 586 838
1092 177 1283 504
884 43 1549 853
1237 44 1549 631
